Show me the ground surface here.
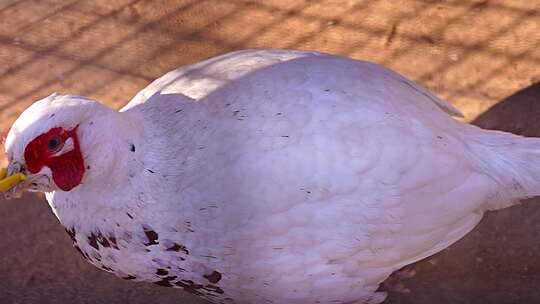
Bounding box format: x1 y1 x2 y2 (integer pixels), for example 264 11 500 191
0 0 539 303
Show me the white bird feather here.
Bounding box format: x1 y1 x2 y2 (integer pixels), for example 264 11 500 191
4 49 540 304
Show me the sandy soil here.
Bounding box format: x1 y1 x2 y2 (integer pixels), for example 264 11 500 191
0 0 539 303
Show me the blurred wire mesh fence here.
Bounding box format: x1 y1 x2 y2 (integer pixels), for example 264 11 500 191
0 1 539 303
0 0 538 126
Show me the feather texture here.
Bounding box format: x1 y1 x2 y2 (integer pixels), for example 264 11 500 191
5 49 540 304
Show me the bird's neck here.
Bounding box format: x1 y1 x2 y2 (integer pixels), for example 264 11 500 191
79 111 145 189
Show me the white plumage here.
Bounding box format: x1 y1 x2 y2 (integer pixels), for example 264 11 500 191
4 49 540 304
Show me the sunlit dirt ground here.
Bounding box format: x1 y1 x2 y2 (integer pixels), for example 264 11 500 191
0 1 539 303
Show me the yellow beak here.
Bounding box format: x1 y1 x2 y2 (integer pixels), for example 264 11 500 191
0 167 26 192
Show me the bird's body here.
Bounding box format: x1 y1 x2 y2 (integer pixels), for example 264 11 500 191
4 49 540 304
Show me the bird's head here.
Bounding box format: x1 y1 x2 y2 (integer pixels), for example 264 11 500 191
1 93 121 197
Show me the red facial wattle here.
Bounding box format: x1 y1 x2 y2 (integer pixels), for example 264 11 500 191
24 126 85 191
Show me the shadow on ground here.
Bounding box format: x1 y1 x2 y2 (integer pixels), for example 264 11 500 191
474 82 540 136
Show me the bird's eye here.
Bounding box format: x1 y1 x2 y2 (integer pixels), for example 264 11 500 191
47 136 63 152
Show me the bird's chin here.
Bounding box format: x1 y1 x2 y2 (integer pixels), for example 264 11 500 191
4 174 53 199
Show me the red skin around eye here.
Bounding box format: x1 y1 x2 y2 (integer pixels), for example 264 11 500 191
24 126 85 191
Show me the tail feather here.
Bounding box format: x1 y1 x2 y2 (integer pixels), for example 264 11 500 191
466 128 540 210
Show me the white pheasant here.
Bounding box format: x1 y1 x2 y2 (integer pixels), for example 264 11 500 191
2 49 538 304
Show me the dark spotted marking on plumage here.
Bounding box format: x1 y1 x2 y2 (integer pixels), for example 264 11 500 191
204 271 222 284
143 226 159 246
154 280 172 287
204 284 225 295
147 169 155 173
123 275 136 280
86 165 91 170
49 113 55 118
87 232 99 250
73 244 87 260
130 144 136 152
91 251 102 262
156 268 168 276
87 230 119 250
154 276 177 287
184 222 195 233
65 227 76 243
166 242 189 254
126 212 134 219
175 109 183 113
108 236 119 249
175 280 204 295
96 232 111 248
101 265 113 272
